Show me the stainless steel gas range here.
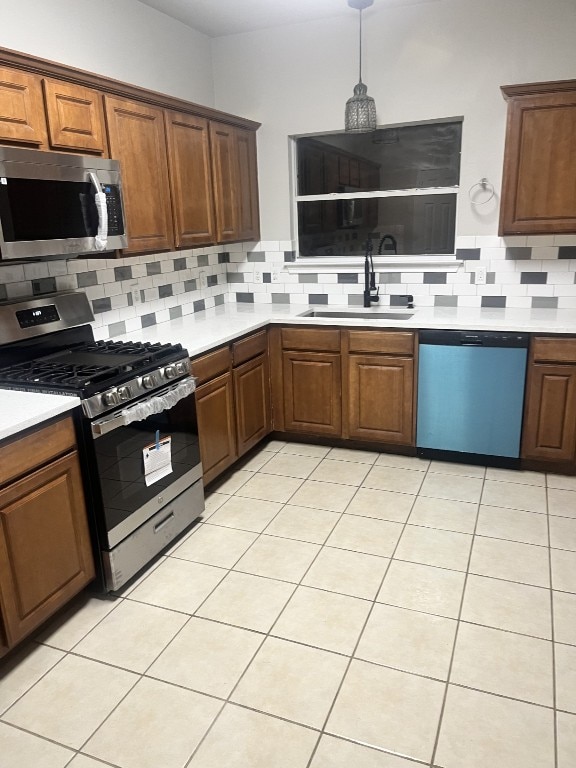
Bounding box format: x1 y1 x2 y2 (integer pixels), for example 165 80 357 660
0 291 204 592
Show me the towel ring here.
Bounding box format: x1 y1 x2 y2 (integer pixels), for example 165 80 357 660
468 178 495 206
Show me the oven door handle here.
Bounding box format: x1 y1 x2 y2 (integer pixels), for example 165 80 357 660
91 376 196 438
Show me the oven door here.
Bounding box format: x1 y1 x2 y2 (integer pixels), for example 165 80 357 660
89 378 203 549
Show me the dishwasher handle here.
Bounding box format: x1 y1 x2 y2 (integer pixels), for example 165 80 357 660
419 329 529 348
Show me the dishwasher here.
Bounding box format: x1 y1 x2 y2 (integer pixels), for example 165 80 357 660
416 329 529 466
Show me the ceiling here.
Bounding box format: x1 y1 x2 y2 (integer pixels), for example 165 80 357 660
135 0 438 38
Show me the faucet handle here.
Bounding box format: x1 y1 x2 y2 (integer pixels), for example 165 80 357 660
406 294 414 309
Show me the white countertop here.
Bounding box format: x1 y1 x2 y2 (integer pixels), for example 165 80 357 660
0 391 80 442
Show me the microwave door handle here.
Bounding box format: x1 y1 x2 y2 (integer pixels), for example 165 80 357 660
89 172 108 251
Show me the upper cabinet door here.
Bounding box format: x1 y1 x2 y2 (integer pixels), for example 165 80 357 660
209 121 238 242
0 67 47 146
43 79 107 155
235 128 260 242
500 82 576 235
165 110 216 248
104 95 174 254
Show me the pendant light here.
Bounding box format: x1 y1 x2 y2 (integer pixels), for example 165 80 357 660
345 0 377 133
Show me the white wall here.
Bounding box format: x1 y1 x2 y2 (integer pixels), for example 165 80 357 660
212 0 576 240
0 0 215 106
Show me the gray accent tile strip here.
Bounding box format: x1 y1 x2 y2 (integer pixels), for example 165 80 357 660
390 295 412 307
271 293 290 304
434 295 458 307
456 248 480 260
284 251 296 263
214 294 225 306
32 277 57 295
159 284 173 298
218 252 230 264
348 294 364 306
108 320 127 336
308 293 328 304
184 279 197 292
114 266 132 281
481 296 507 308
227 273 245 284
299 274 318 283
169 305 183 319
0 284 6 301
338 273 359 284
77 271 98 288
559 246 576 259
173 258 187 271
93 297 112 314
247 251 266 262
236 292 255 303
379 273 401 284
197 254 209 267
520 272 548 284
146 262 161 275
506 247 532 260
193 299 206 312
531 296 558 309
424 272 447 284
141 312 156 328
263 273 272 283
207 275 218 287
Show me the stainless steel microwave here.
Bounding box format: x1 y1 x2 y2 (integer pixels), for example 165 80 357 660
0 146 128 260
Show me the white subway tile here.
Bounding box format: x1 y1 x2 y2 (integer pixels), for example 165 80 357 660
531 247 559 260
525 285 554 296
23 262 49 280
455 235 476 248
0 265 25 283
546 272 575 284
506 297 532 308
47 260 69 276
526 235 555 246
554 284 576 296
6 281 32 298
554 235 576 246
501 236 527 247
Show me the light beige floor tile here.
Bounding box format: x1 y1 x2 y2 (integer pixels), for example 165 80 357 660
234 473 303 503
208 495 284 532
481 479 547 513
375 453 430 471
288 479 357 512
117 555 168 596
326 514 403 558
548 488 576 518
3 655 137 749
327 446 379 464
363 465 426 495
210 469 254 495
556 643 576 713
428 460 485 478
201 492 231 520
435 685 554 768
462 574 552 639
377 559 466 619
263 439 287 452
485 467 545 485
238 450 275 471
557 712 576 768
73 599 188 672
550 515 576 551
302 546 389 600
260 452 322 479
309 458 370 486
476 505 549 546
196 571 295 632
233 535 321 582
419 472 483 504
128 557 226 614
395 526 472 571
231 636 347 728
84 677 221 768
190 703 318 768
35 594 118 651
356 603 456 679
548 474 576 492
272 585 371 654
148 617 263 698
469 536 550 587
552 549 576 593
554 591 576 645
0 643 64 713
264 504 341 544
0 722 73 768
327 659 445 762
310 734 417 768
66 756 111 768
345 487 415 523
279 441 330 458
451 623 553 706
171 523 258 567
408 496 478 534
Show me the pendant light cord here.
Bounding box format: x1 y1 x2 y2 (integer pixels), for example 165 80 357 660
358 8 363 84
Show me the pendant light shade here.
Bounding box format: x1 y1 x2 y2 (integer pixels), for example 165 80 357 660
345 0 377 133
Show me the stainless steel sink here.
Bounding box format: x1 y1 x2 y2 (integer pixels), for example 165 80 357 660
300 310 415 320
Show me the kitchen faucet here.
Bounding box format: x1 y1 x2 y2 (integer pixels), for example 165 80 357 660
363 237 379 308
378 234 397 255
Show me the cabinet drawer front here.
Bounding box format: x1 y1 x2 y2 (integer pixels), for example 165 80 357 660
190 347 230 385
348 330 415 356
281 327 340 352
532 337 576 364
232 330 267 366
0 416 76 487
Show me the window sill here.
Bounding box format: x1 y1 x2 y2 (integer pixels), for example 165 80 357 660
286 256 463 273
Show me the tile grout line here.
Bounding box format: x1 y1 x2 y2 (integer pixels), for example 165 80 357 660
545 478 559 768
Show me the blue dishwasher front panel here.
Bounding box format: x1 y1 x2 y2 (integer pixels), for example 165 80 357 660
416 344 527 458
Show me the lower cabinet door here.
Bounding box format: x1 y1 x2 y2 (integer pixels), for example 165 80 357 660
347 354 415 445
234 353 271 456
282 351 342 436
522 363 576 462
195 372 238 484
0 451 95 649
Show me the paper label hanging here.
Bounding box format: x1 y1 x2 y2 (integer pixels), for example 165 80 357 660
143 435 173 486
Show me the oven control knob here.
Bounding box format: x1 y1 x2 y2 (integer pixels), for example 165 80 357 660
175 361 187 375
164 364 177 380
142 374 156 389
102 390 119 406
117 386 131 401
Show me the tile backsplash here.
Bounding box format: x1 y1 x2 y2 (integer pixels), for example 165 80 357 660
0 234 575 340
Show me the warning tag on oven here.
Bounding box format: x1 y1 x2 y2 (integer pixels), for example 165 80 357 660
143 436 173 486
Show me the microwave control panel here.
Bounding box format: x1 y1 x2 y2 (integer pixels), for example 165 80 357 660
102 184 125 236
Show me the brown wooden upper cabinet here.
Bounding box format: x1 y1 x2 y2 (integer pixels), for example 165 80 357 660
499 80 576 235
104 95 174 254
0 67 47 146
42 79 107 155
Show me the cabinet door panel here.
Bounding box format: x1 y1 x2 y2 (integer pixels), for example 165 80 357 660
234 354 271 456
235 128 260 241
43 79 107 154
283 351 341 436
522 364 576 462
0 452 94 648
210 122 237 242
0 67 47 146
195 372 237 485
104 96 173 253
348 355 414 445
165 111 216 247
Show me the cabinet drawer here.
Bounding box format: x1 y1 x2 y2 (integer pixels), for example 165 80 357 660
348 330 415 356
281 327 340 352
532 337 576 364
0 416 76 487
232 330 267 366
190 347 231 385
